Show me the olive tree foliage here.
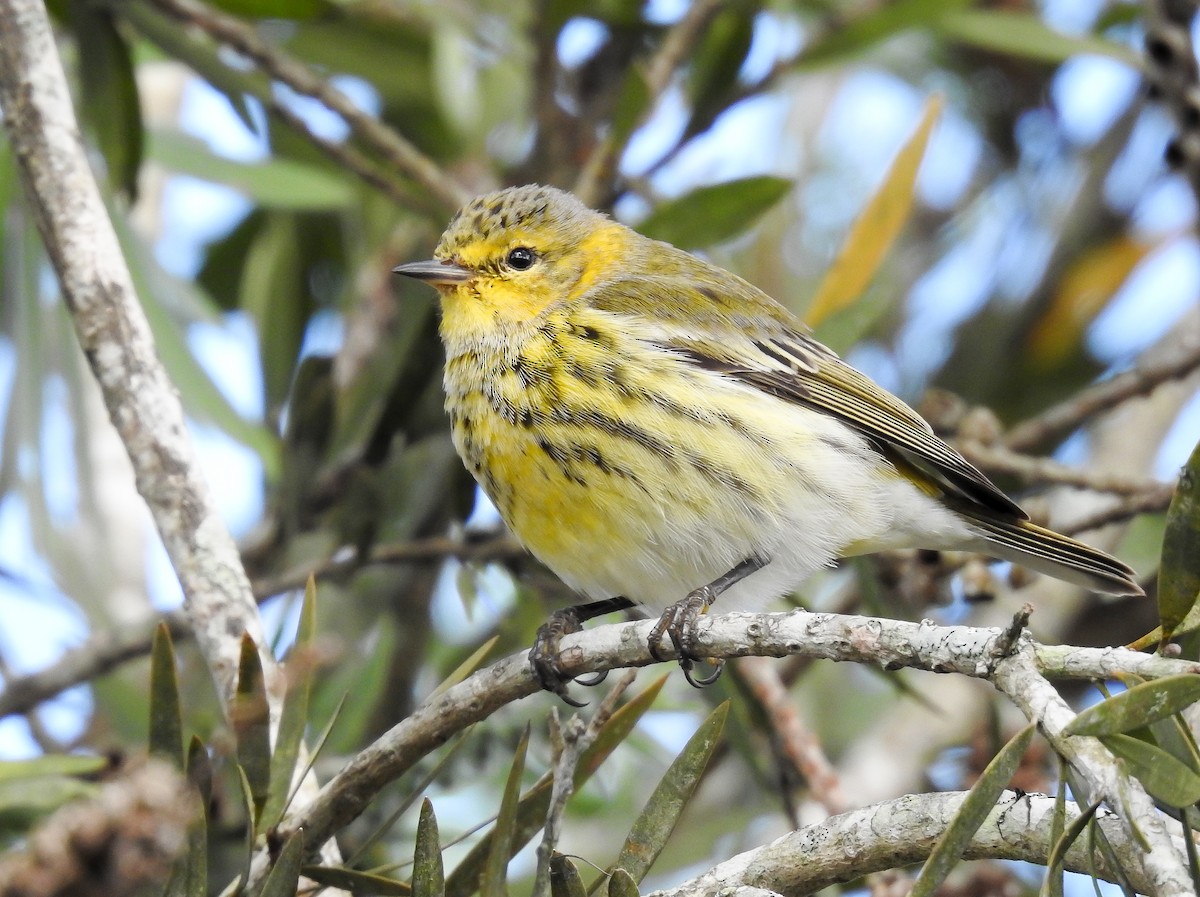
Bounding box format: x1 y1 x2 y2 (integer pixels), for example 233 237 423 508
1 0 1199 895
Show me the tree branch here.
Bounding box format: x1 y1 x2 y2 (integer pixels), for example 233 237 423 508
646 791 1161 896
0 0 270 712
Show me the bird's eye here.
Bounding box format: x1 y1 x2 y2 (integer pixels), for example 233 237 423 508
506 247 536 270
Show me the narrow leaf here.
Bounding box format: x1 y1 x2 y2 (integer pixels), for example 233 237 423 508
1101 733 1200 807
605 701 729 886
149 623 184 768
806 95 941 327
186 735 214 809
1159 438 1200 642
549 854 587 897
481 726 530 897
234 633 272 825
636 177 793 250
301 866 412 895
1044 798 1102 887
413 798 445 897
936 10 1141 67
0 755 107 781
260 830 304 897
264 578 318 826
910 724 1035 897
1065 675 1200 736
433 636 499 697
607 868 639 897
445 676 667 897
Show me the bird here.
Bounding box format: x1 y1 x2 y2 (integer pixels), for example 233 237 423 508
394 183 1143 699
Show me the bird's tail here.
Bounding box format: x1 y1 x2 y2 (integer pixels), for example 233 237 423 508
959 511 1144 597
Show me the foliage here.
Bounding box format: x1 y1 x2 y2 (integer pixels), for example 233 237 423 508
2 0 1200 895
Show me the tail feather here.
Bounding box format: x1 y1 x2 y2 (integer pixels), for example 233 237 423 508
961 513 1144 597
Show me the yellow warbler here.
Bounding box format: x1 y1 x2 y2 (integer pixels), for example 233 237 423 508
395 184 1142 695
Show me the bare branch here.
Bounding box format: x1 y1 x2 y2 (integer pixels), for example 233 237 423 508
0 611 188 720
141 0 471 215
959 441 1168 496
0 0 269 710
646 791 1159 897
1006 333 1200 452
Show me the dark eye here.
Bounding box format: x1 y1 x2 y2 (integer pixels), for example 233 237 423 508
506 247 536 270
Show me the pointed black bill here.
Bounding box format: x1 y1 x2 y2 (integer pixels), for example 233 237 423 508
393 259 473 285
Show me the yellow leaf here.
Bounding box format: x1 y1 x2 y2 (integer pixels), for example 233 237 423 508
805 94 942 327
1027 235 1156 369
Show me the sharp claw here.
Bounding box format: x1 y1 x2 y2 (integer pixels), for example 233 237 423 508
682 659 725 688
574 669 609 687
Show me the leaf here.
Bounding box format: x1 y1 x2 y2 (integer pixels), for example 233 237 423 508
264 578 318 826
935 10 1142 67
1027 236 1156 370
636 177 793 250
301 866 413 894
607 868 639 897
1066 676 1200 736
413 798 445 897
910 724 1035 897
0 756 107 781
1159 438 1200 642
549 854 587 897
149 622 184 768
146 130 357 210
1043 798 1102 896
604 701 729 886
260 830 304 897
796 0 973 69
1100 733 1200 807
805 95 941 327
432 636 499 697
1039 766 1068 897
233 634 272 826
445 676 667 897
208 0 330 18
481 726 529 897
186 736 214 808
71 0 143 199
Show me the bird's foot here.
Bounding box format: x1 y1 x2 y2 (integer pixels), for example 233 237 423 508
648 587 725 688
530 597 633 706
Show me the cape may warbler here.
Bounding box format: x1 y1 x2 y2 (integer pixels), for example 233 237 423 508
396 184 1142 695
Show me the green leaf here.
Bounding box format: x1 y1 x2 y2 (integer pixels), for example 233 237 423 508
445 676 667 897
607 868 639 897
604 701 729 886
186 735 214 808
1042 798 1102 896
147 130 357 210
910 724 1035 897
0 775 96 834
260 830 304 897
481 726 530 897
636 177 793 250
149 622 184 767
301 866 412 895
683 8 754 140
1101 733 1200 807
234 634 272 825
413 798 445 897
1159 439 1200 642
935 10 1141 67
71 0 143 199
208 0 330 18
264 578 318 826
1066 676 1200 736
0 755 107 781
1039 765 1068 897
797 0 973 69
549 854 587 897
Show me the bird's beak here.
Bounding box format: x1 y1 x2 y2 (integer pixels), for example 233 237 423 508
393 259 473 285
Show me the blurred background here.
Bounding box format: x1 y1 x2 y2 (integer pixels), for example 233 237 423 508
1 0 1197 892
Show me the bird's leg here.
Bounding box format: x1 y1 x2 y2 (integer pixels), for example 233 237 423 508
531 596 636 705
648 555 768 687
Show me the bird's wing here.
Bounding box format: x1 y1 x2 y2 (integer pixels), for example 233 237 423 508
583 273 1026 519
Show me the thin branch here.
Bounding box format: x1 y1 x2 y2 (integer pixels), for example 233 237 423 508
1058 486 1175 536
959 441 1168 496
645 791 1158 897
142 0 471 215
1006 333 1200 451
0 0 270 712
251 610 1200 885
992 641 1192 895
0 611 188 719
573 0 727 207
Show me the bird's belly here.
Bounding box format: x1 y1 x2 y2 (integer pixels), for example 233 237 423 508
446 373 923 612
